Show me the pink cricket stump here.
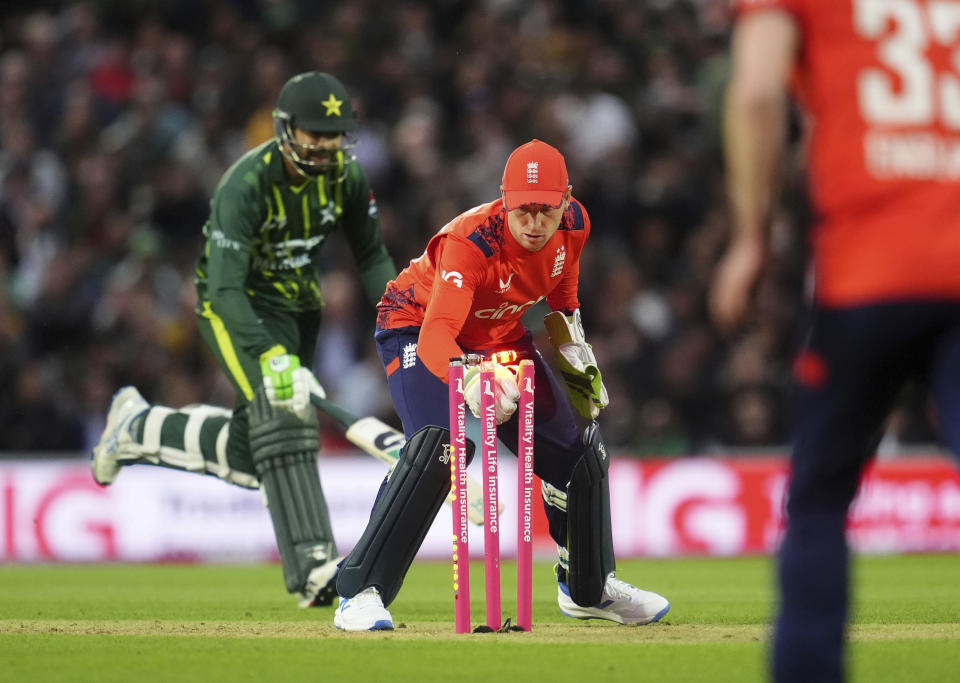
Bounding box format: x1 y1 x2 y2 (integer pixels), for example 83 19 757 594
516 359 535 631
480 360 501 630
448 358 471 634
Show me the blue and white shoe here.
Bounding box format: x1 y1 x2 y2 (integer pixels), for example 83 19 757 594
558 572 670 625
91 386 149 486
334 587 394 631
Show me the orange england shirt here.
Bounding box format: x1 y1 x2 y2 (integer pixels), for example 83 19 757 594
377 197 589 380
735 0 960 305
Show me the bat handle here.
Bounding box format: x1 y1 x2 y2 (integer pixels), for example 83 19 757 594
309 390 353 428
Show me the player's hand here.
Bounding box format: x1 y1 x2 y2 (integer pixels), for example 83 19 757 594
463 363 520 425
543 310 609 419
710 235 767 335
259 346 322 420
553 340 609 419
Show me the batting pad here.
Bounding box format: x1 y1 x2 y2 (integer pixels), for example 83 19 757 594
337 425 474 605
249 388 336 594
565 421 616 607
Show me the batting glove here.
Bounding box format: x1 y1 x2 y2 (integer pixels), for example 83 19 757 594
543 309 609 419
259 345 324 421
463 362 521 425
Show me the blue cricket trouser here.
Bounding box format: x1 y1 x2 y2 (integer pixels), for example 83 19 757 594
374 326 583 549
774 301 960 682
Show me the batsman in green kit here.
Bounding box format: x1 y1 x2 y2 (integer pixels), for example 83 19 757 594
91 72 396 608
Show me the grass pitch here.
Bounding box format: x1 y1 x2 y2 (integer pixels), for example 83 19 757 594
1 555 959 682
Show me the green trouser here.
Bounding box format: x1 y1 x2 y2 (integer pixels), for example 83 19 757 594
123 302 338 593
191 301 323 479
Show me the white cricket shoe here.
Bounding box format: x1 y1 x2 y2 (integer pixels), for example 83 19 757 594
91 386 148 486
334 587 394 631
297 557 343 608
558 572 670 625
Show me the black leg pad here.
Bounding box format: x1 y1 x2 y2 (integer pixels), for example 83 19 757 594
249 388 336 594
336 425 475 606
566 422 616 607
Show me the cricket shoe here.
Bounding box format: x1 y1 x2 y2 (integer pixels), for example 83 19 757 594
558 572 670 625
334 587 394 631
298 557 343 608
91 386 149 486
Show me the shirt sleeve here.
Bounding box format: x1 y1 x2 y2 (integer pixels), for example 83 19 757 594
340 166 398 307
417 234 486 380
205 181 276 358
546 203 591 314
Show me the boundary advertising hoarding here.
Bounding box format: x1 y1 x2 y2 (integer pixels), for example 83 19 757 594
2 455 959 562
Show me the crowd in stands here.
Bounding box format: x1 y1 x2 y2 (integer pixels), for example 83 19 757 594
0 0 936 455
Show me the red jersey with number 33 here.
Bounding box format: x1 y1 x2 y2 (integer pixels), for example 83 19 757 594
377 198 588 380
735 0 960 305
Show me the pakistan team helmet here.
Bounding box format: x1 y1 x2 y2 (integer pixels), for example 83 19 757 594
274 71 358 133
273 72 358 178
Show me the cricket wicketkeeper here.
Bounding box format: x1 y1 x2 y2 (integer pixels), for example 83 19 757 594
91 72 396 608
332 139 671 631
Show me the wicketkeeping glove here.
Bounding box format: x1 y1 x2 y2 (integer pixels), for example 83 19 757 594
259 345 325 421
543 309 609 419
463 362 520 425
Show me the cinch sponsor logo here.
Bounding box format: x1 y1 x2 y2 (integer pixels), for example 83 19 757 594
474 296 544 320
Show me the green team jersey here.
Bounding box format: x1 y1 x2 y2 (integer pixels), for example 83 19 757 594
195 139 396 358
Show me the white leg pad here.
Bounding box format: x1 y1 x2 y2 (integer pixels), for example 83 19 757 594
141 407 175 453
209 420 259 489
113 406 174 462
172 405 224 473
138 405 208 474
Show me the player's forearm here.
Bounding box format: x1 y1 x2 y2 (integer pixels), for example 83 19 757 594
418 322 464 381
419 304 472 381
358 252 398 307
343 184 396 306
724 82 786 244
724 10 797 243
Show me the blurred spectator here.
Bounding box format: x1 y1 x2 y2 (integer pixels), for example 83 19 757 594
0 1 940 455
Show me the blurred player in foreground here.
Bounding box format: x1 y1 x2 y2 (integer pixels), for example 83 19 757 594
91 72 396 609
330 139 670 631
712 2 960 680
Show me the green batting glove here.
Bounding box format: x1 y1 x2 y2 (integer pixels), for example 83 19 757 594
260 345 301 402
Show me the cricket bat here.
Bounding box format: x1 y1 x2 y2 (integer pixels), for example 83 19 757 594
309 391 493 525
